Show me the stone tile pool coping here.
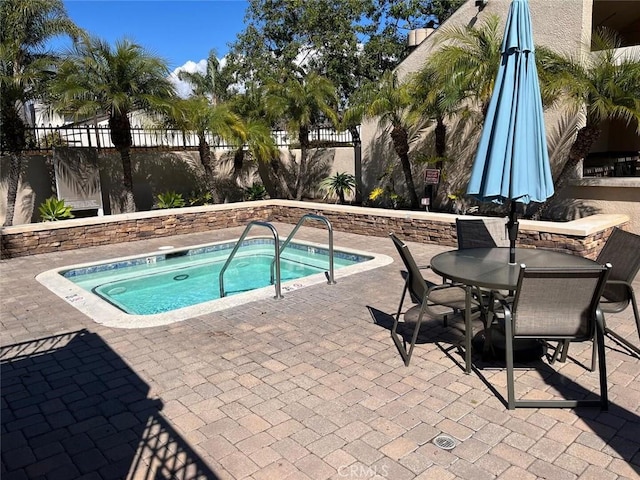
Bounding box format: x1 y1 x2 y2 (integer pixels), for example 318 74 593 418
35 236 393 329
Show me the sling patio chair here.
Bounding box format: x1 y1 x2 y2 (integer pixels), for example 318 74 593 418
558 228 640 369
389 233 481 366
455 217 510 249
456 217 511 353
498 264 611 410
455 216 511 304
596 228 640 355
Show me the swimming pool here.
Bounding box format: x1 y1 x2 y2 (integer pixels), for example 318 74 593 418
36 237 392 329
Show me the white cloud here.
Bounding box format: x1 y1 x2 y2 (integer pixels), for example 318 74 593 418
168 57 230 99
168 59 207 98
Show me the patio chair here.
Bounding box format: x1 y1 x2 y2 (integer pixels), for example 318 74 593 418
499 264 611 410
389 233 481 366
455 217 509 249
558 228 640 368
596 228 640 355
456 217 511 341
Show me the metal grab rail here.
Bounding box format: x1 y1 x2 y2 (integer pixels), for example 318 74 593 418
219 221 283 299
271 214 336 285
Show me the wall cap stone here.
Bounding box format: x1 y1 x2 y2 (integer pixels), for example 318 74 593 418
1 199 629 239
569 177 640 188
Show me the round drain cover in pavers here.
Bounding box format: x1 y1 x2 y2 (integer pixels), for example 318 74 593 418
433 434 456 450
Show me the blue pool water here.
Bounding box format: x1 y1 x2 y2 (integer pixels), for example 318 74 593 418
62 239 371 315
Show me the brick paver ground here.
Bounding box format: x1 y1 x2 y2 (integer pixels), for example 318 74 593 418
1 224 639 479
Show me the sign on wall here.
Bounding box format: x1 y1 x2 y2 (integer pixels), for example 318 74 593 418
424 169 440 185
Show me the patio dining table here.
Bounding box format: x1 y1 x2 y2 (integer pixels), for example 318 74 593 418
430 247 599 373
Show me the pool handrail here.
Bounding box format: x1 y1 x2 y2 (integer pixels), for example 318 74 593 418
272 214 335 285
219 221 283 299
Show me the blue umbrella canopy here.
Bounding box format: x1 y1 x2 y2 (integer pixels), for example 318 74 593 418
466 0 553 263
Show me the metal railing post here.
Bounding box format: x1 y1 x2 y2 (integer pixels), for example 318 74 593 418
219 221 283 299
272 214 335 285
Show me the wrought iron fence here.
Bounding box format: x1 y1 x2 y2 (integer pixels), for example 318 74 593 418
13 124 357 153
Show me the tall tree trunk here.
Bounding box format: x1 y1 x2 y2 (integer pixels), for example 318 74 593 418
390 125 420 209
256 158 279 198
434 117 447 161
349 126 362 204
3 153 21 227
531 124 601 220
109 113 136 212
433 117 448 207
294 125 310 200
2 97 27 226
118 147 136 213
199 135 221 203
45 154 57 196
554 124 601 191
272 156 294 199
233 147 244 178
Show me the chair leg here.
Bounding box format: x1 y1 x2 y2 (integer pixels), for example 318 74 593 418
549 340 568 364
550 339 597 372
595 313 609 411
503 312 516 410
633 290 640 343
391 279 426 367
507 333 606 410
604 290 640 356
391 302 427 367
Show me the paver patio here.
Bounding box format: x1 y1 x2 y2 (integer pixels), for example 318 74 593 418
1 224 639 479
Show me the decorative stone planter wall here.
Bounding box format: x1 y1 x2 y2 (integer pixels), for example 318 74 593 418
0 200 630 259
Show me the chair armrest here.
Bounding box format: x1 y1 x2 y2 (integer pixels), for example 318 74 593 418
420 265 458 286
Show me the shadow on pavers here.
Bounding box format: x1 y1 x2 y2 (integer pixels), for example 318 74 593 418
1 329 220 479
369 306 640 475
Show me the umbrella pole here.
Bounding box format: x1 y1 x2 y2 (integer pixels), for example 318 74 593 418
507 202 519 264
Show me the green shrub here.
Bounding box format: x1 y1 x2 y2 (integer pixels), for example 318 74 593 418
243 183 267 201
154 191 186 209
188 190 214 206
38 197 74 221
365 187 408 210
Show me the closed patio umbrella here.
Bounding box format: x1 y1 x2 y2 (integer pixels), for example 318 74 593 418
467 0 554 264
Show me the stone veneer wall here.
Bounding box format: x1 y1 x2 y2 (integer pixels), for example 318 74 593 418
0 205 273 259
0 201 629 259
269 206 620 260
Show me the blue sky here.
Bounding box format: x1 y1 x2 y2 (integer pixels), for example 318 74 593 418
61 1 249 69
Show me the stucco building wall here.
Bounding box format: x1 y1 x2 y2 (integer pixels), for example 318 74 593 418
360 0 639 224
0 145 357 224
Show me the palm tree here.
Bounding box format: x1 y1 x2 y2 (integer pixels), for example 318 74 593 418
417 14 560 212
177 49 235 105
320 172 356 204
0 0 83 226
264 72 339 200
169 96 246 203
227 83 284 198
411 64 469 164
50 37 176 212
169 56 246 202
541 28 640 196
353 70 423 209
427 15 504 118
